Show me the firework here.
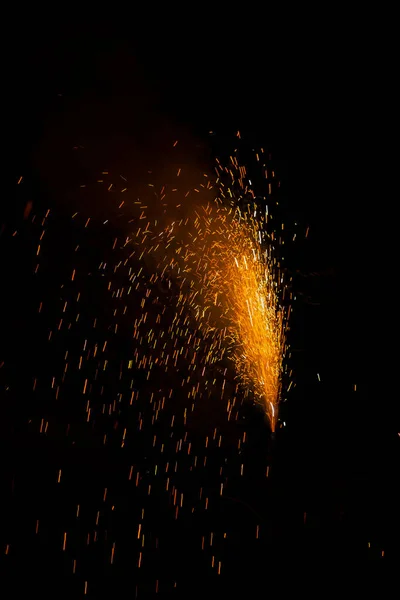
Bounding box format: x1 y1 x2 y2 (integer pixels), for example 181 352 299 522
2 138 289 593
153 203 286 432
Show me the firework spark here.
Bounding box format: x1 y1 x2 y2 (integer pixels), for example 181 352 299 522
2 138 289 593
154 201 286 432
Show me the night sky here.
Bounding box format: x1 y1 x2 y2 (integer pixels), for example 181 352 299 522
2 15 399 596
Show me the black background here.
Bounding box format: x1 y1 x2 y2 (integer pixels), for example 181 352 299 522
2 12 399 595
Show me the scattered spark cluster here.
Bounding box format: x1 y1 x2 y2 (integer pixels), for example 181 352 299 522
2 138 296 594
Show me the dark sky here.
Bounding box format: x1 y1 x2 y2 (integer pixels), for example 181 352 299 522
9 19 288 164
3 15 399 592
